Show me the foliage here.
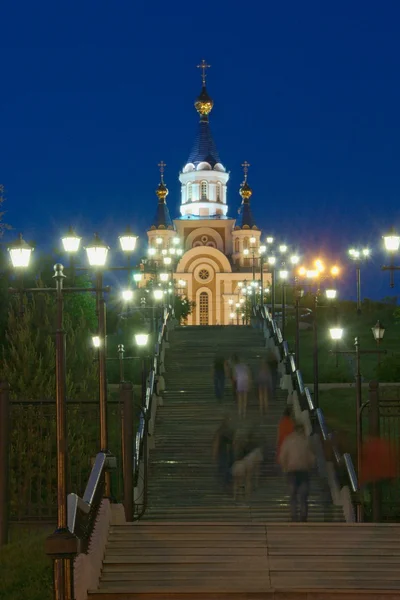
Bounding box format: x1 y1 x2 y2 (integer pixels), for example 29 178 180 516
0 184 11 236
0 532 52 600
9 400 124 521
1 290 98 400
377 353 400 382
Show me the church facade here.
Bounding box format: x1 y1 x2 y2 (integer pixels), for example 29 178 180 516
145 66 268 326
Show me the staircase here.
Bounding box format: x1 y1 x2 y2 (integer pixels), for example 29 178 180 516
145 325 342 522
89 326 400 598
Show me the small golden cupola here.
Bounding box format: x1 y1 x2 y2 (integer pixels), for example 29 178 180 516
150 161 173 230
237 161 258 229
239 160 253 202
156 160 169 203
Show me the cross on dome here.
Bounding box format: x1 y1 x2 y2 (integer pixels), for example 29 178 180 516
158 160 166 183
241 160 250 181
197 59 211 86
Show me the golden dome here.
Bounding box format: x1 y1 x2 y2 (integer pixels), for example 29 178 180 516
239 180 252 201
195 86 214 116
156 181 168 202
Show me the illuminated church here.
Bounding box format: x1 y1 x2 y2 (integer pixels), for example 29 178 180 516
146 62 267 326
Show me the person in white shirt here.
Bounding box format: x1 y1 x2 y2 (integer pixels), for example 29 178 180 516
279 424 315 522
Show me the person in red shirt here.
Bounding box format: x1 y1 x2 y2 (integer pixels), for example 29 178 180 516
277 407 295 462
359 436 397 487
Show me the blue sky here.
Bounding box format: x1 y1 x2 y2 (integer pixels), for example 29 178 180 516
1 1 400 298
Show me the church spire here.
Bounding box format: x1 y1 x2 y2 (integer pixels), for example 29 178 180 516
237 161 257 229
194 60 214 119
186 60 221 169
151 161 173 229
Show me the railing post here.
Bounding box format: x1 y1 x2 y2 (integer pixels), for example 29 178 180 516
0 381 10 546
121 382 134 523
369 380 382 522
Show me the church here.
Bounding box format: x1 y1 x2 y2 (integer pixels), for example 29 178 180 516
145 62 268 326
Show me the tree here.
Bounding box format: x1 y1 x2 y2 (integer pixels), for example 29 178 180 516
1 289 98 400
0 185 11 237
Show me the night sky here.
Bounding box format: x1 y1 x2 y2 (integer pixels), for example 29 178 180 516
1 1 400 299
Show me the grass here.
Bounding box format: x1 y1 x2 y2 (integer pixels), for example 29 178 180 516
284 303 400 383
0 533 52 600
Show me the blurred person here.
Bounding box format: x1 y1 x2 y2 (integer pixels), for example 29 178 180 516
359 435 397 486
276 406 295 461
266 350 279 396
212 414 234 488
279 424 315 522
213 353 227 401
234 358 251 419
257 358 272 415
228 353 239 400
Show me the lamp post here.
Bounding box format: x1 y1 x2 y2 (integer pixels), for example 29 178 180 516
328 328 386 522
294 287 304 368
382 228 400 288
298 261 340 408
153 288 164 332
8 236 106 600
279 269 289 338
135 333 149 408
85 233 111 497
268 256 276 319
348 247 370 315
259 245 266 307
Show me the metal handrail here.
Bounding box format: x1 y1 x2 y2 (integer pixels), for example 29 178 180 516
256 305 358 495
67 451 107 552
132 306 172 518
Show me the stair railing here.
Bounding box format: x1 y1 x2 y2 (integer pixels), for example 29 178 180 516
255 305 358 522
132 305 174 519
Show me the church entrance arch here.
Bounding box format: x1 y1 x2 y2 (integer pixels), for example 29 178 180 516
199 292 209 325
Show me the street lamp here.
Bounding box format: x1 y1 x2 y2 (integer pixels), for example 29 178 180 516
153 289 164 301
159 272 169 282
121 289 134 302
119 226 138 253
230 311 235 324
372 320 385 345
348 246 370 314
85 233 109 267
61 226 81 254
325 289 337 300
266 236 274 244
329 327 343 340
92 335 101 348
382 228 400 288
372 320 385 365
8 233 33 268
133 273 143 284
135 333 149 347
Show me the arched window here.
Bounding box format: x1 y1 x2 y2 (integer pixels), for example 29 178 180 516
199 292 209 325
216 182 221 202
243 237 249 250
201 181 208 200
187 183 192 201
235 238 240 252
